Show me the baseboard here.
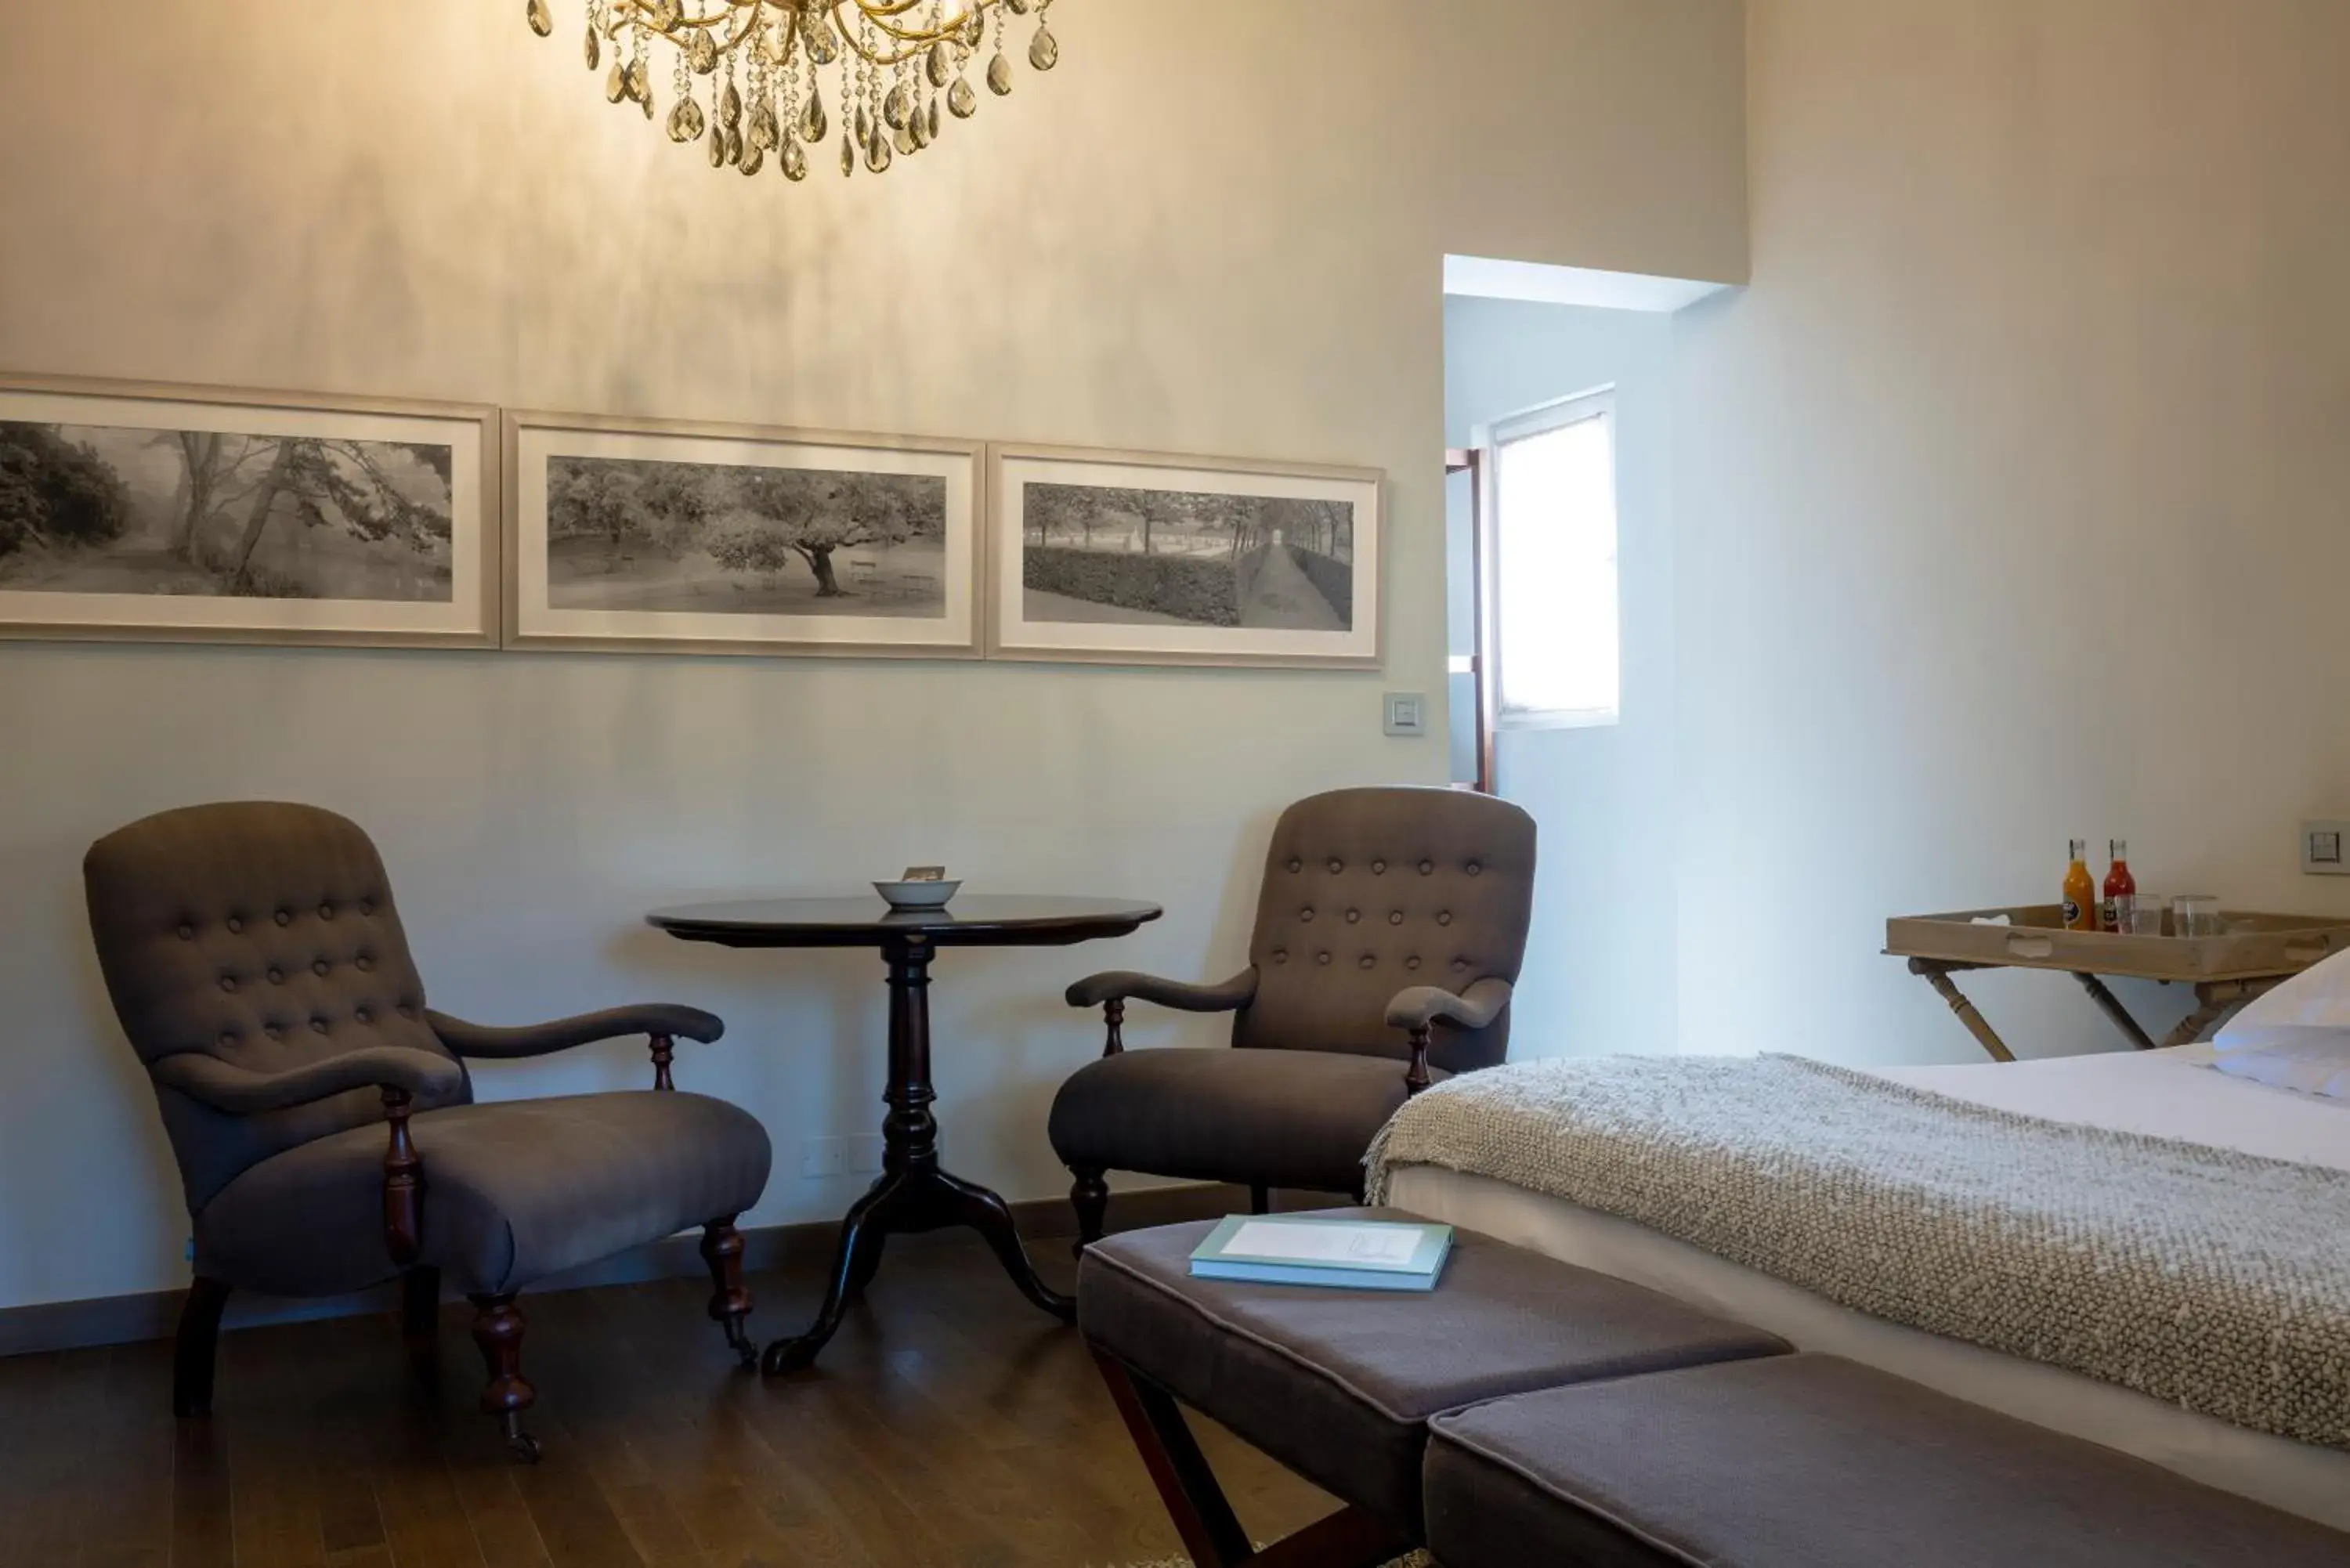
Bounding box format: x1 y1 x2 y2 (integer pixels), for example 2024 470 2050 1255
0 1180 1295 1360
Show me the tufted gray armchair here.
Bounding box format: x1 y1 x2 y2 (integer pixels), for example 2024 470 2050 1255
1048 786 1535 1247
82 801 772 1461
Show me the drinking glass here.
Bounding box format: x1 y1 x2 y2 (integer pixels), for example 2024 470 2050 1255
2116 894 2166 937
2171 894 2222 939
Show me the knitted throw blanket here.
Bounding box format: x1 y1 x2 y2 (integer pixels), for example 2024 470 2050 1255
1365 1053 2350 1449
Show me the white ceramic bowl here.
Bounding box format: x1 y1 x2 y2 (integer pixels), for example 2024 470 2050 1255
873 879 961 910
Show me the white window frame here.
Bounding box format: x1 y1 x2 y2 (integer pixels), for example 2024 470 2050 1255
1476 386 1622 732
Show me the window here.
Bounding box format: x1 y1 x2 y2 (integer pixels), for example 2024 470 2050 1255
1484 388 1619 728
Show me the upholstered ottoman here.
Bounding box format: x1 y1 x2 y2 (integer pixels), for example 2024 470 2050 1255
1078 1208 1788 1566
1423 1353 2350 1568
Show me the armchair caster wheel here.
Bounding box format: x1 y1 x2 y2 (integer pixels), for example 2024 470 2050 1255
500 1415 542 1464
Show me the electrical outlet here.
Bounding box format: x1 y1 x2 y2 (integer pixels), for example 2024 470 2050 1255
848 1134 884 1173
2303 821 2350 876
798 1137 848 1180
1383 692 1428 737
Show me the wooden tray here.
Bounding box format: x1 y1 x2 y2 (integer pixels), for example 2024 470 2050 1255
1884 905 2350 982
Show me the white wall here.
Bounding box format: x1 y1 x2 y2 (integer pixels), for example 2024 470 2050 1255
0 1 1748 1310
1672 0 2350 1066
1445 297 1681 1057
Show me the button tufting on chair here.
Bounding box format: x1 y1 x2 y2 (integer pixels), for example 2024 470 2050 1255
178 923 195 940
1346 909 1361 923
1300 908 1315 922
1328 858 1344 873
226 916 244 934
1372 859 1387 874
218 975 237 992
355 955 374 972
1318 952 1332 965
1389 911 1405 925
274 909 291 927
309 1018 328 1034
267 967 283 984
1359 955 1376 969
318 902 335 919
1406 956 1423 970
1419 859 1434 875
1466 862 1482 876
1438 911 1453 926
313 959 330 976
1289 858 1303 873
354 1006 371 1023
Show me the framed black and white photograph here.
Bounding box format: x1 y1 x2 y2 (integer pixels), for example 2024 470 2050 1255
988 444 1381 668
505 411 982 658
0 376 497 647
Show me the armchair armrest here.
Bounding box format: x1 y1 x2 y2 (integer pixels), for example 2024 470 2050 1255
1063 969 1259 1013
427 1003 724 1060
1065 969 1257 1059
1383 977 1514 1097
150 1046 465 1115
1384 977 1514 1034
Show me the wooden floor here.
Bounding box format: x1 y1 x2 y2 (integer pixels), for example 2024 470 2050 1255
0 1234 1335 1568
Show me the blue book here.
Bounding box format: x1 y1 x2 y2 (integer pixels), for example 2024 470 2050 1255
1188 1214 1453 1292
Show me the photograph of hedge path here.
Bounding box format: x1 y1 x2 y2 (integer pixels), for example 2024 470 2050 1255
1021 482 1354 630
545 455 947 618
0 420 455 601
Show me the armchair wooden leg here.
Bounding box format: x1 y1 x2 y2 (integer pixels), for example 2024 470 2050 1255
1070 1166 1109 1259
700 1217 757 1367
173 1277 231 1418
400 1267 441 1384
468 1293 539 1463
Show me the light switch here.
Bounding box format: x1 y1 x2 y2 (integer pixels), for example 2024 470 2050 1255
2302 821 2350 876
1383 692 1427 737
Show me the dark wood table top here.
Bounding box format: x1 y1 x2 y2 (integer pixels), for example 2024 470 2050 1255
645 894 1163 949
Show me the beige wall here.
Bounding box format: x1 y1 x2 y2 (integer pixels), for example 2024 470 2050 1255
0 1 1747 1308
1673 0 2350 1064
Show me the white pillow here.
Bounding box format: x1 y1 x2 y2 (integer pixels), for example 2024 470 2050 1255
2214 945 2350 1057
2211 1048 2350 1100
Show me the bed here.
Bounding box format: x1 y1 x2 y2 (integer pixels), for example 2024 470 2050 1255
1380 1045 2350 1531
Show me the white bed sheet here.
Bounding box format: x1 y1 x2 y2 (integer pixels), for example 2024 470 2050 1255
1386 1046 2350 1530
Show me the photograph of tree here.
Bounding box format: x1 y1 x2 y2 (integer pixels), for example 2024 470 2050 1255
991 447 1381 669
1021 482 1354 630
0 380 496 647
0 421 455 602
508 414 981 658
545 456 946 619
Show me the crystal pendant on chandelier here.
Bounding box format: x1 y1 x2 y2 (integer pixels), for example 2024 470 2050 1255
526 1 1065 188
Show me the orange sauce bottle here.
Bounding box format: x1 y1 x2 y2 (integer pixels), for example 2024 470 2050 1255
2101 839 2135 933
2062 840 2096 931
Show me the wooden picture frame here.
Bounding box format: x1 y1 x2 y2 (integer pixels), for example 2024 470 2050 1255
985 443 1382 669
0 374 498 649
504 410 985 659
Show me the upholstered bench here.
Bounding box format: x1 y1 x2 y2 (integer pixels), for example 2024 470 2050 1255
1077 1208 1789 1568
1423 1353 2350 1568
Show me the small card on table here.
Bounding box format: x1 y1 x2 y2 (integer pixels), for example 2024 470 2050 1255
1187 1215 1453 1292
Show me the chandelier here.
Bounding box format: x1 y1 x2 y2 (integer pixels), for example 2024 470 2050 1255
524 0 1059 181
